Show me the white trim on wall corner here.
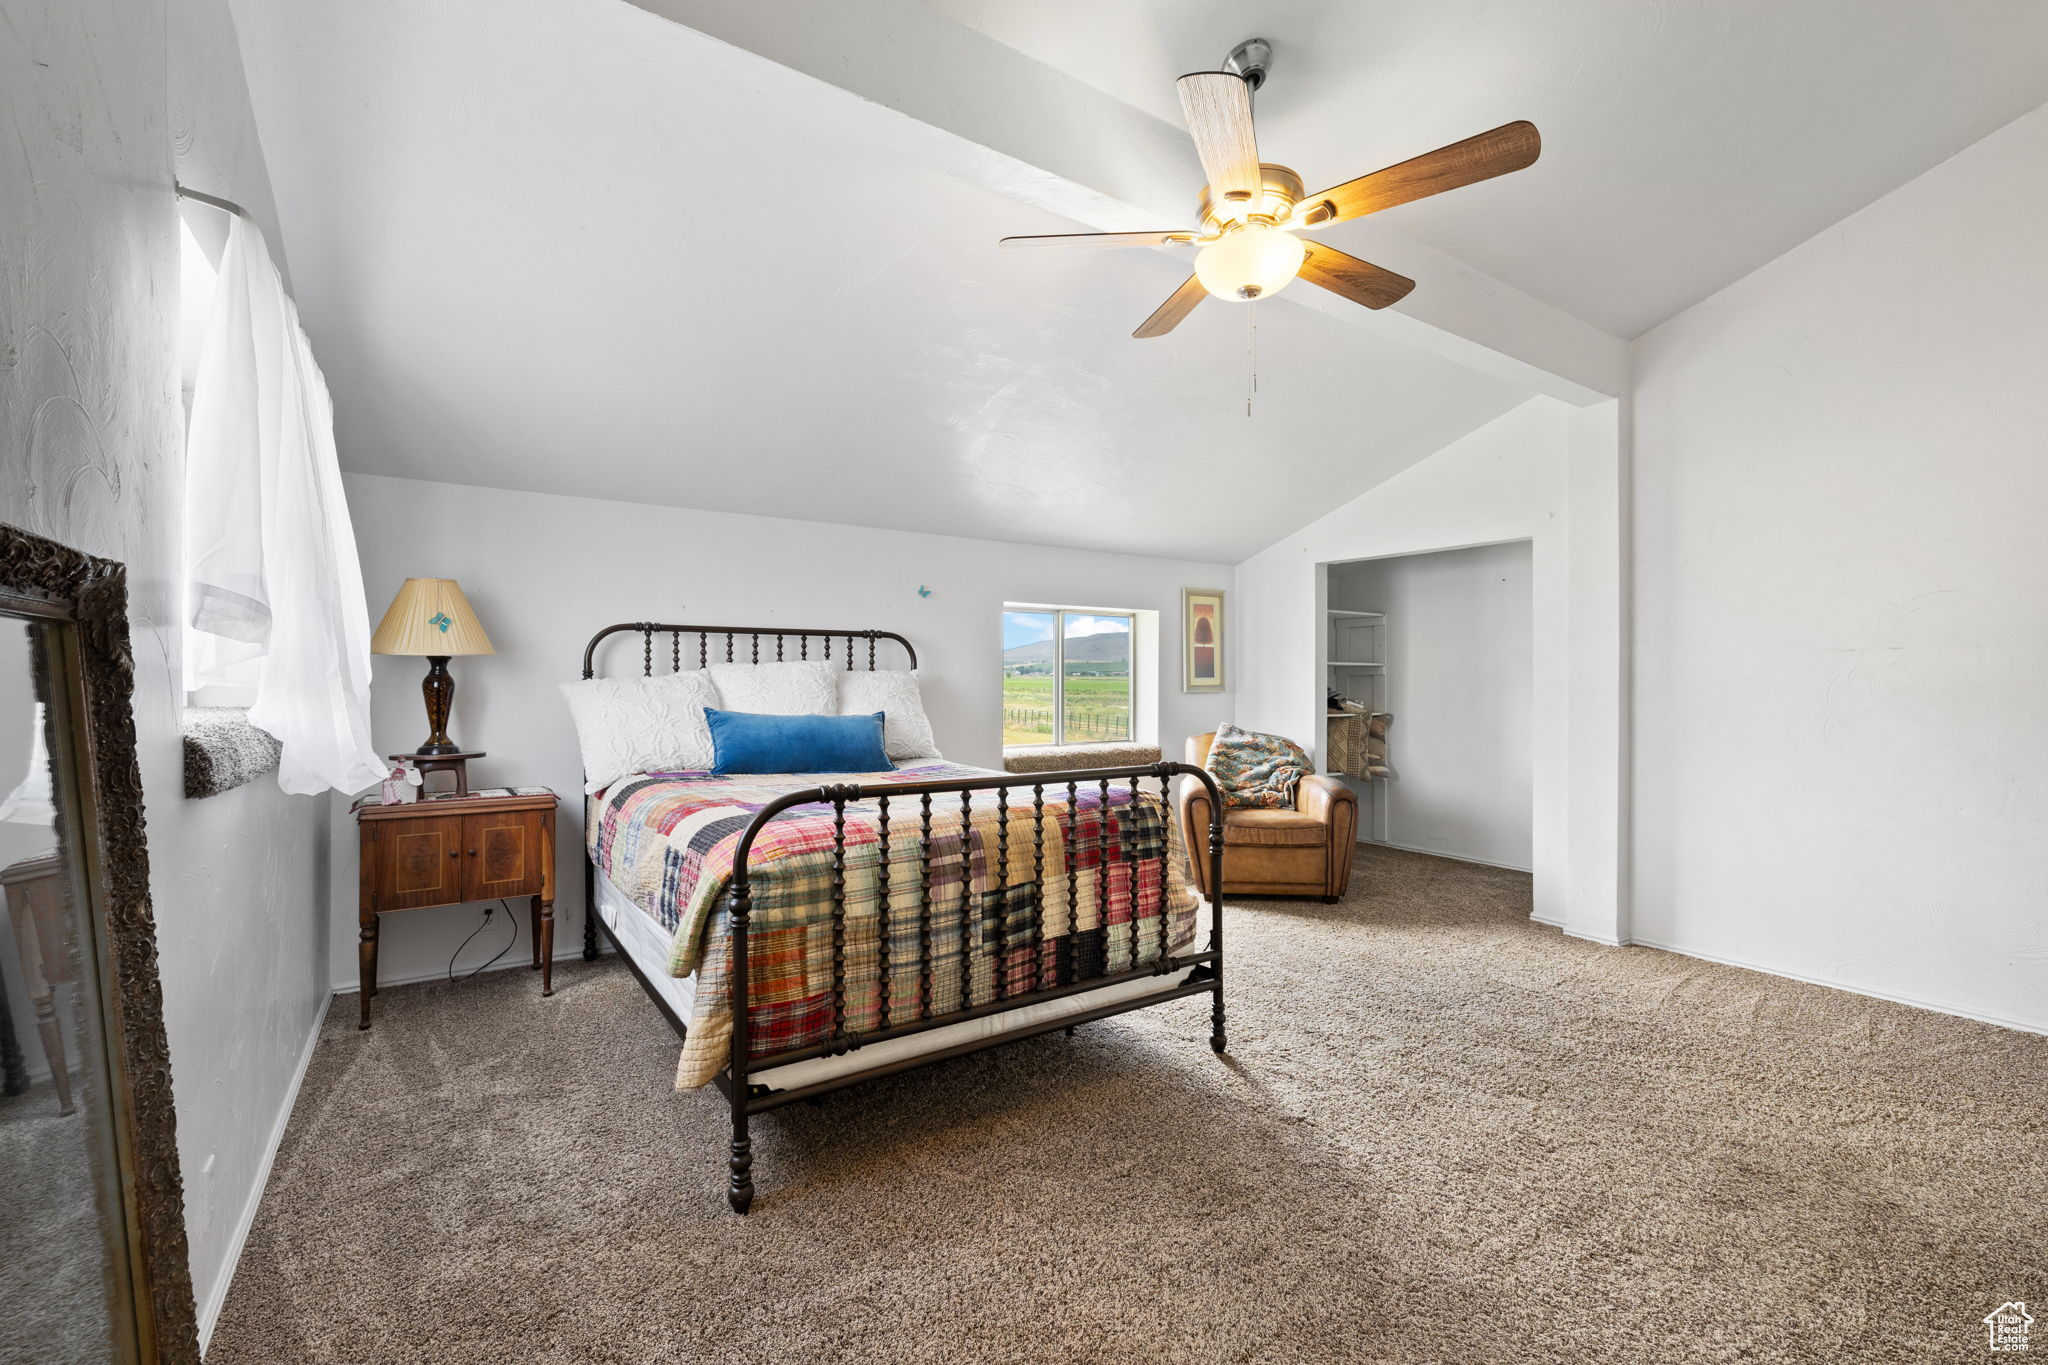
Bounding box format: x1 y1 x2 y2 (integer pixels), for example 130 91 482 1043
1627 934 2047 1039
196 992 330 1353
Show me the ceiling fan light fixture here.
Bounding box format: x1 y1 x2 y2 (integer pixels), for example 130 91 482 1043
1194 221 1306 301
996 45 1540 339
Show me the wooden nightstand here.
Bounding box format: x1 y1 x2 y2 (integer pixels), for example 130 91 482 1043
355 788 558 1029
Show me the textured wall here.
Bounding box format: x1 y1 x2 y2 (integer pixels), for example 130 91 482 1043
0 0 331 1337
329 472 1236 993
1631 101 2048 1032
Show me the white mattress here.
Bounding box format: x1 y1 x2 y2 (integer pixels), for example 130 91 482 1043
593 867 1199 1093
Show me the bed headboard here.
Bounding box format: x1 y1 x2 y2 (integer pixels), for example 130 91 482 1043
580 622 918 679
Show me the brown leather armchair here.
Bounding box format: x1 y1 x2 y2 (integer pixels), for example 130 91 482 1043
1177 732 1359 903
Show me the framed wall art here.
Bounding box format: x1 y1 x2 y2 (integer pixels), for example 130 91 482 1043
1182 588 1225 693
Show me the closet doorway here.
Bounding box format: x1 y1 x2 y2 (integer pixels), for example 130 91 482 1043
1322 541 1535 873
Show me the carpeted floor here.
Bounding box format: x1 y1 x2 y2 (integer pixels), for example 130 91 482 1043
0 1082 116 1365
207 847 2047 1364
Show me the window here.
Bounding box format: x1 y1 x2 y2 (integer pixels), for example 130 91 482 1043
1002 608 1134 747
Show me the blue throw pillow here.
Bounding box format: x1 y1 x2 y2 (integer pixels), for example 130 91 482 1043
705 709 892 775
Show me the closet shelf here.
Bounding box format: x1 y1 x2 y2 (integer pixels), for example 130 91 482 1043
1326 609 1386 618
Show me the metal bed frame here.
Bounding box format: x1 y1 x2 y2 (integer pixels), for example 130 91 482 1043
577 621 1227 1213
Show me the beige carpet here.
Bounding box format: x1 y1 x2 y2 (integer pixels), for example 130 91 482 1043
207 847 2046 1364
0 1083 116 1365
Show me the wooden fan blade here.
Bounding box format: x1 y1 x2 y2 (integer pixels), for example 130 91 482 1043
1298 241 1415 310
1176 72 1262 203
1133 274 1208 338
1000 230 1200 251
1299 121 1540 226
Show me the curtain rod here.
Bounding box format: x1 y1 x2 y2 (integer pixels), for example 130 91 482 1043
175 183 250 219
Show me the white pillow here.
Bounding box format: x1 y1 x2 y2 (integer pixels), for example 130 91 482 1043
837 669 941 760
708 660 837 716
558 671 718 794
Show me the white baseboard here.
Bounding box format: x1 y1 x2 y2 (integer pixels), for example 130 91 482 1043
196 992 330 1353
1627 934 2048 1038
1419 878 2040 1037
1360 838 1533 875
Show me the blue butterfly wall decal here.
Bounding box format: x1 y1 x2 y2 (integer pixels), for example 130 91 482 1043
917 585 932 598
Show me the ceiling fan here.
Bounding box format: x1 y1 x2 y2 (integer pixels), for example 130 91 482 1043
999 39 1541 339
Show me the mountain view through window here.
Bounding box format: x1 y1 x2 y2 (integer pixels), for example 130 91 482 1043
1002 609 1133 746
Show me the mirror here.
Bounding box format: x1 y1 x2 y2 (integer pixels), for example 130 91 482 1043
0 526 200 1363
0 617 134 1361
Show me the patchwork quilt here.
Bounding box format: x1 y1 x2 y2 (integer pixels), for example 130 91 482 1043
589 763 1200 1089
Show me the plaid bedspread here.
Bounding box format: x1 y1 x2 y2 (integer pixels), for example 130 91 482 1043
588 763 1200 1089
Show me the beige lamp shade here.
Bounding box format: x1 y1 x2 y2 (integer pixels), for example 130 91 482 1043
370 578 495 656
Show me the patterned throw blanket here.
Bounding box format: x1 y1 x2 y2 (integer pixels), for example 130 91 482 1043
589 763 1199 1089
1206 722 1313 808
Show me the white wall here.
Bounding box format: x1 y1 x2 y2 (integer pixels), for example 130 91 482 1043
328 473 1234 991
1237 400 1572 924
2 0 331 1340
1333 542 1535 871
1630 100 2048 1033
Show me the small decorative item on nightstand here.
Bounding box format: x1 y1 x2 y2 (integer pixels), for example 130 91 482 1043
353 786 558 1028
386 749 483 798
379 758 423 804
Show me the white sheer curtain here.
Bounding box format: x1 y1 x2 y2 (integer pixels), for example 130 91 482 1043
184 215 385 796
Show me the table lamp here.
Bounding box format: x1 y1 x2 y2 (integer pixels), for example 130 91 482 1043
370 578 494 755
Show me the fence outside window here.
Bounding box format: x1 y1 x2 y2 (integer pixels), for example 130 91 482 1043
1001 608 1135 747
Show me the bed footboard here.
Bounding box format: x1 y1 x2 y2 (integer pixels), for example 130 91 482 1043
719 762 1226 1214
571 622 1225 1214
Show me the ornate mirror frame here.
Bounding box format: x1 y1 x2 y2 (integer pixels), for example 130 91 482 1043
0 523 200 1362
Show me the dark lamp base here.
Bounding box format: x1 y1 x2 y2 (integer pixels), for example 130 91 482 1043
416 655 461 756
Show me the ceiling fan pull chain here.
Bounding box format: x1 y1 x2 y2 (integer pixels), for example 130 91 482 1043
1247 299 1258 416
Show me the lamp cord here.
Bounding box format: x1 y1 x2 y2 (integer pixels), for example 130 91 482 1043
448 898 518 983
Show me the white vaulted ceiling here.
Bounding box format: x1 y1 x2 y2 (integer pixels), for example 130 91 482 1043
227 0 1531 562
929 0 2048 338
231 0 2048 558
